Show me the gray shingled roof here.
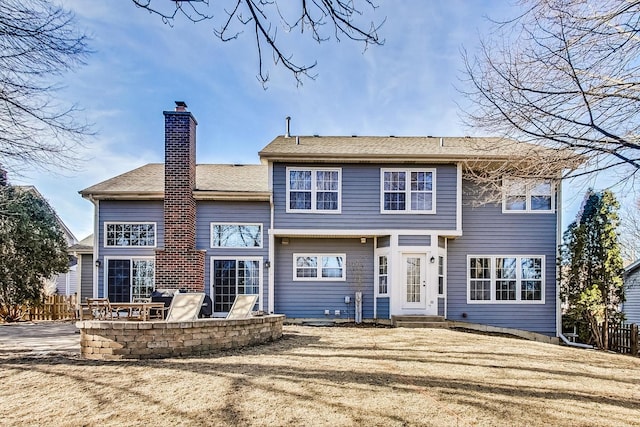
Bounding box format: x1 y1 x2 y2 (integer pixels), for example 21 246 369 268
80 164 268 198
258 135 550 161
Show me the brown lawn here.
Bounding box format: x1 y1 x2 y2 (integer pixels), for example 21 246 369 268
0 325 639 426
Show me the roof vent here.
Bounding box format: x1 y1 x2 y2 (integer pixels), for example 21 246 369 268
285 116 291 138
296 136 300 145
439 137 444 147
351 135 357 137
313 134 319 137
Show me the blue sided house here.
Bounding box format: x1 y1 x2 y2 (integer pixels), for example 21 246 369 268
79 102 561 337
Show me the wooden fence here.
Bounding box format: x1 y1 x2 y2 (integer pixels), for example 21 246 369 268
608 322 639 356
23 294 78 321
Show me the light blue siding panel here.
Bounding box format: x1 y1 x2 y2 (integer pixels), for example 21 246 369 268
274 238 374 320
273 163 457 230
80 254 94 302
97 201 164 297
399 235 431 246
623 270 640 323
447 181 558 336
196 201 271 309
376 297 390 319
437 297 445 316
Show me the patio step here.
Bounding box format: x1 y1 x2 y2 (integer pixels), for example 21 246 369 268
392 315 450 329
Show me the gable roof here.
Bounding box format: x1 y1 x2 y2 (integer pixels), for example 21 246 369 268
258 135 555 163
80 164 269 201
69 234 94 253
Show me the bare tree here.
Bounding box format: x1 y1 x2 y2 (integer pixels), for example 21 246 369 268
132 0 384 85
460 0 640 188
0 0 91 174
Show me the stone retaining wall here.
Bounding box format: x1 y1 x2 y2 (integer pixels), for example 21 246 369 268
76 315 284 360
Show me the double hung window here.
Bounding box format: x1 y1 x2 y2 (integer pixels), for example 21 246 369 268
287 168 341 212
468 256 544 303
381 169 435 213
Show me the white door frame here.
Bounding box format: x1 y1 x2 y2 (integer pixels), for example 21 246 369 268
394 251 437 316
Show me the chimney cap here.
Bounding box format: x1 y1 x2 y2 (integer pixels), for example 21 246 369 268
175 101 188 111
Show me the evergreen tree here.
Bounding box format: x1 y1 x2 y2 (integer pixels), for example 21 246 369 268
560 190 625 349
0 178 69 322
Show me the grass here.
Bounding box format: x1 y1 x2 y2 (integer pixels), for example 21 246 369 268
0 325 639 426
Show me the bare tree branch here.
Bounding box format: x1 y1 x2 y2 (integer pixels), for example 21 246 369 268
132 0 384 86
0 0 92 174
459 0 640 191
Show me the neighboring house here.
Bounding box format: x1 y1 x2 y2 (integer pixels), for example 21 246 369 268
79 102 561 336
16 186 78 295
623 259 640 324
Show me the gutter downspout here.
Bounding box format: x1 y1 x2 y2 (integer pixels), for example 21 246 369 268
558 333 594 349
268 162 275 314
90 196 99 299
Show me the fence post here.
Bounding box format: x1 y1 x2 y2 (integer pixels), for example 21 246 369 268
632 324 639 357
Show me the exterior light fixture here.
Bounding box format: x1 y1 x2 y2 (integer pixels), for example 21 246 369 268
430 256 435 264
264 260 271 269
281 237 289 245
360 237 367 244
95 259 102 268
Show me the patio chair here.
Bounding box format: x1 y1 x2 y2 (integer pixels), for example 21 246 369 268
165 292 205 322
86 298 114 320
226 294 259 320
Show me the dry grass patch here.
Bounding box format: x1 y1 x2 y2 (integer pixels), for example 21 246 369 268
0 325 639 426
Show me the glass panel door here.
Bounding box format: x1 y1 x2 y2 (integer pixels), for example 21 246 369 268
213 259 261 314
403 254 426 309
107 259 131 303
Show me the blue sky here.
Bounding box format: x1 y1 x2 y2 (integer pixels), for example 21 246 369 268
11 1 618 239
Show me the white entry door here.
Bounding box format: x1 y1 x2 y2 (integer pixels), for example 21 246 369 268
402 254 427 309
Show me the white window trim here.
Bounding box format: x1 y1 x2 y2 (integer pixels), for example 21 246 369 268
286 167 342 213
502 178 555 214
293 253 346 281
104 222 157 248
437 254 446 297
210 256 264 315
376 253 390 296
466 255 545 304
210 222 263 249
103 256 155 302
380 168 437 214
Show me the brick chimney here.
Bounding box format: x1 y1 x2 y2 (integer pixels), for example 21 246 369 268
155 101 205 291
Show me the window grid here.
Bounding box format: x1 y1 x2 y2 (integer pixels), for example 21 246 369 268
287 168 340 212
468 256 544 303
382 169 435 213
105 223 156 247
405 257 421 303
212 259 261 313
469 257 491 301
294 254 346 281
131 259 155 300
378 255 388 295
